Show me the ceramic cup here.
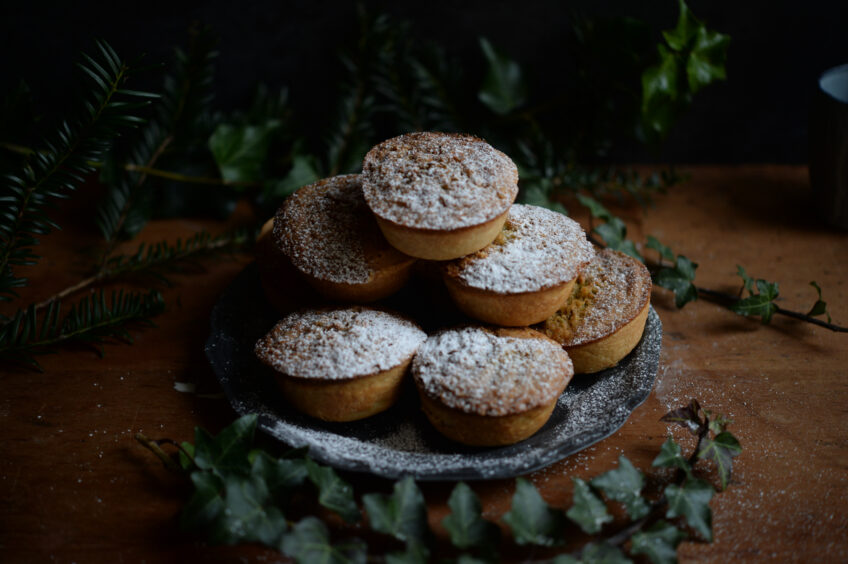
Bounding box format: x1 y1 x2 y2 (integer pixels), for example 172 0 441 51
809 63 848 229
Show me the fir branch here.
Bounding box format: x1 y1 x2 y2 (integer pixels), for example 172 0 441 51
99 228 253 283
31 229 253 310
0 288 165 371
0 40 155 301
97 27 219 256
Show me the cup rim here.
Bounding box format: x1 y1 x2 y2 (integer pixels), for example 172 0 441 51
820 63 848 104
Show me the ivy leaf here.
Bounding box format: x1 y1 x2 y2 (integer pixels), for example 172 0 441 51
523 184 568 215
477 37 527 115
305 458 360 523
180 471 225 531
641 44 680 139
661 0 700 51
660 398 703 434
579 543 632 564
193 414 257 477
664 478 714 541
730 270 779 323
252 451 308 502
208 120 282 184
736 265 755 294
630 520 687 564
704 410 732 435
209 473 287 546
265 152 323 201
577 194 613 222
385 541 430 564
502 478 567 546
591 456 651 519
454 555 491 564
566 478 613 535
646 235 675 262
686 26 730 93
442 482 500 551
362 476 428 543
280 517 367 564
178 441 195 470
652 437 692 477
654 256 698 308
697 431 742 490
807 281 831 322
594 218 643 261
731 294 777 324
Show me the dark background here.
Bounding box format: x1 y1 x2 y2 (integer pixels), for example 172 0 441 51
2 1 846 164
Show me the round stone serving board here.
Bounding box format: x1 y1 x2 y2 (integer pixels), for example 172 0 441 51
205 263 662 481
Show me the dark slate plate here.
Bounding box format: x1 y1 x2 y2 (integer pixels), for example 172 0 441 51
205 264 662 481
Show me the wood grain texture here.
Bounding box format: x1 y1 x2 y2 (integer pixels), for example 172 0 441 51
1 166 846 562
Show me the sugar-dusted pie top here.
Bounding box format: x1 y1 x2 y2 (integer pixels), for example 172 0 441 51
540 249 652 347
362 132 518 231
255 307 427 380
412 326 573 416
274 174 413 284
443 204 595 293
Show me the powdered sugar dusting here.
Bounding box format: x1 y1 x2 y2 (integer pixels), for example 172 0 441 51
274 174 377 284
362 132 518 230
412 327 573 416
255 307 427 380
447 204 595 293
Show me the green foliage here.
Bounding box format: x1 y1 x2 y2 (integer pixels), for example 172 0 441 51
594 218 643 261
646 235 675 262
654 255 699 308
306 458 361 523
731 266 779 323
0 288 164 370
641 0 729 143
101 228 253 285
0 40 154 300
281 517 367 564
591 456 651 520
209 120 282 184
97 28 219 244
503 478 567 546
664 478 714 541
697 432 742 491
362 476 428 545
807 281 831 322
478 37 527 115
652 437 692 478
566 478 613 535
630 520 687 564
441 482 500 553
140 402 740 562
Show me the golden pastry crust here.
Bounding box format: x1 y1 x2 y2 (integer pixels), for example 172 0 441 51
273 174 416 302
362 132 518 260
539 249 652 374
255 307 427 422
442 204 594 326
412 326 573 445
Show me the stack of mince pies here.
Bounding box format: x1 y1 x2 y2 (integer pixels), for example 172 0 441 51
254 131 652 447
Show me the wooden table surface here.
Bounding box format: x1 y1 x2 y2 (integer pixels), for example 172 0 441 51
2 165 847 563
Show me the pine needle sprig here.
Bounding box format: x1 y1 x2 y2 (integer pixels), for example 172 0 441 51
97 28 218 252
0 40 156 301
0 288 165 371
100 228 253 285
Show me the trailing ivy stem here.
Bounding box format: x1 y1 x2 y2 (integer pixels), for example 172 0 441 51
134 433 183 471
